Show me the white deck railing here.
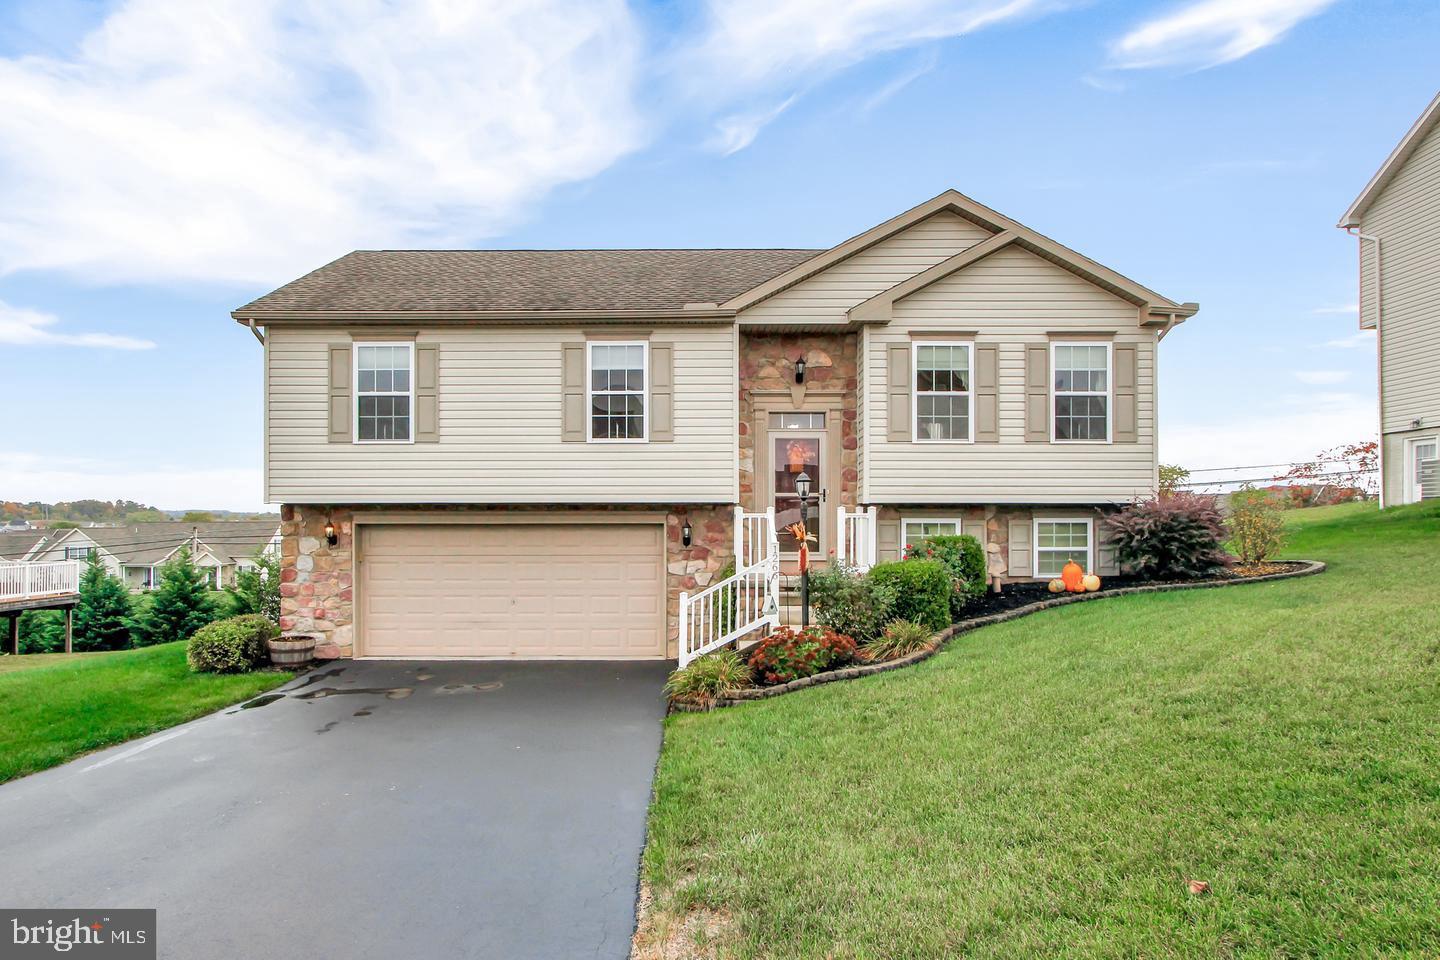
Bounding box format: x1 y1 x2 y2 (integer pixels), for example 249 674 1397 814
678 509 780 667
0 560 81 603
836 506 878 572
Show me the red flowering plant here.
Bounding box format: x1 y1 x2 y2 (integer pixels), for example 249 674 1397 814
747 625 857 685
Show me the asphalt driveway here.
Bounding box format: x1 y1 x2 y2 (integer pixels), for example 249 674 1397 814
0 659 671 959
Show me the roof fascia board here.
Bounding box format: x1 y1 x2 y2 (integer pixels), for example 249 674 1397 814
1338 90 1440 228
849 231 1019 323
232 309 738 325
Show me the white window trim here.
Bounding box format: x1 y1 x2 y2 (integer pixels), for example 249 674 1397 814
1050 340 1113 445
64 545 93 561
901 518 961 551
1032 517 1094 579
586 340 650 444
1404 435 1439 504
911 340 975 443
353 341 416 445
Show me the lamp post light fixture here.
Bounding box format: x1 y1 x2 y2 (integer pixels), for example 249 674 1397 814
793 470 817 627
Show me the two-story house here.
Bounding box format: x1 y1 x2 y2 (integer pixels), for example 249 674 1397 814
236 190 1197 661
1339 90 1440 507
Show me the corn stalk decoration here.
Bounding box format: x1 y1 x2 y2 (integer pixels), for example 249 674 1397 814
785 521 816 573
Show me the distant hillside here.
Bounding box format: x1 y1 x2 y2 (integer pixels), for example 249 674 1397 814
1 500 278 525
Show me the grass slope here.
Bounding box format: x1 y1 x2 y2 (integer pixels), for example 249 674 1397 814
643 502 1440 957
0 642 292 783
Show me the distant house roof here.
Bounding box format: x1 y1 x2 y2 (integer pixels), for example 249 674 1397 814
1339 90 1440 228
232 249 824 320
72 521 280 567
0 530 50 560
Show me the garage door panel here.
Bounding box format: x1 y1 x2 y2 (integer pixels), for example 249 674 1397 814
360 523 664 658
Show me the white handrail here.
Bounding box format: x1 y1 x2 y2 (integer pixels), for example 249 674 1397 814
836 506 878 572
0 560 81 603
680 509 780 667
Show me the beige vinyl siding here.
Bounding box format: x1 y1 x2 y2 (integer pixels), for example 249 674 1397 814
266 325 736 503
738 211 992 325
866 245 1158 503
1358 122 1440 455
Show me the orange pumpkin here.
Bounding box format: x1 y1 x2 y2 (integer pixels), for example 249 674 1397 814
1061 560 1085 593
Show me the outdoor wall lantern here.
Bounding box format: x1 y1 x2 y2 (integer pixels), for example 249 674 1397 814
681 519 693 547
324 521 337 547
794 355 806 384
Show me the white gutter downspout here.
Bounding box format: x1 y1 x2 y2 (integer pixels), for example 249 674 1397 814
1347 227 1384 507
247 319 265 345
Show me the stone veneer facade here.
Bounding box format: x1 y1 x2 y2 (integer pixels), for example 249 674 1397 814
280 502 734 659
737 331 860 512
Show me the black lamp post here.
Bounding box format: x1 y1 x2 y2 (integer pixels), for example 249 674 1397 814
794 470 816 627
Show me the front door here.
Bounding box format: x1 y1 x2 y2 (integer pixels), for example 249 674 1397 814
769 425 826 559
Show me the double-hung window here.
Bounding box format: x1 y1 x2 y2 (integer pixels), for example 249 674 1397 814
1034 518 1092 577
589 342 647 441
902 519 958 545
64 545 93 561
1052 342 1110 442
355 343 413 443
913 342 972 442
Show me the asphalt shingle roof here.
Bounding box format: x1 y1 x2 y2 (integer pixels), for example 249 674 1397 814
234 249 825 316
76 521 280 566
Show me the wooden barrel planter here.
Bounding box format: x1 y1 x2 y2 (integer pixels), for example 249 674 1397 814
268 633 317 668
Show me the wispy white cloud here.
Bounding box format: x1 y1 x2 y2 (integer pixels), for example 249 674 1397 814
857 48 941 114
0 300 154 350
1319 331 1376 350
0 0 644 287
1313 302 1359 314
0 452 262 511
1163 391 1376 472
679 0 1062 151
1109 0 1337 70
708 97 798 155
1293 369 1350 385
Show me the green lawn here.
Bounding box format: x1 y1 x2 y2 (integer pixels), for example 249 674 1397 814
641 502 1440 957
0 642 292 783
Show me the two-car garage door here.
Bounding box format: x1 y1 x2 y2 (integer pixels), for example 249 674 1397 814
358 523 665 659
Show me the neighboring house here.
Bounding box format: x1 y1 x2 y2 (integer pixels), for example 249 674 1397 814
27 522 280 592
1339 90 1440 507
235 189 1197 661
3 519 36 532
0 529 55 561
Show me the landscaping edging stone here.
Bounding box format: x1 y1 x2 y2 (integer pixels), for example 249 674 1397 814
670 560 1327 713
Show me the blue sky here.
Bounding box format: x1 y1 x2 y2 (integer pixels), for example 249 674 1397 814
0 0 1434 510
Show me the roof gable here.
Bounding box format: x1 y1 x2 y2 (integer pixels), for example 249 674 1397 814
1339 90 1440 228
724 190 1196 323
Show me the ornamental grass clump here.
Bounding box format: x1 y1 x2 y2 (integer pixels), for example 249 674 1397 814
858 620 934 663
1227 488 1288 565
747 626 857 686
1105 493 1231 580
664 648 753 706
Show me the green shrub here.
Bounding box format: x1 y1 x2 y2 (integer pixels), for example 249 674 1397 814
17 610 66 654
1227 488 1288 564
807 561 897 644
187 614 278 674
664 648 753 705
867 560 951 632
859 620 935 662
904 534 987 614
1106 493 1230 580
748 626 856 685
225 551 281 623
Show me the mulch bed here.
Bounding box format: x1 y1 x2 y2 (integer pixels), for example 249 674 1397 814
670 560 1325 713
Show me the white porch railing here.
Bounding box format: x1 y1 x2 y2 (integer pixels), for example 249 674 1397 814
0 560 81 603
836 506 878 572
678 508 780 667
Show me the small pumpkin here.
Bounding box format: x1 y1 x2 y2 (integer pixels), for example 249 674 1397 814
1061 560 1086 593
1082 573 1101 593
1047 578 1065 594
